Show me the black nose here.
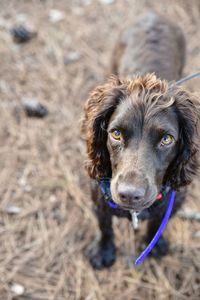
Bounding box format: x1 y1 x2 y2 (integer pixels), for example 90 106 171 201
117 183 145 203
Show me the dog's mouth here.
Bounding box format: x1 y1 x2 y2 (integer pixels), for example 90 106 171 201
111 188 158 211
109 176 160 212
99 179 166 212
112 198 156 212
111 188 163 212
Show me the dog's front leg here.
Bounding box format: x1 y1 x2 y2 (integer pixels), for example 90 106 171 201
87 183 116 269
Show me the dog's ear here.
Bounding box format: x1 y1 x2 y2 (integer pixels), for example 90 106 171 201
166 87 200 188
81 76 126 179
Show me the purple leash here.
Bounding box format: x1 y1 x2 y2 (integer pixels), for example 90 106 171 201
135 190 176 265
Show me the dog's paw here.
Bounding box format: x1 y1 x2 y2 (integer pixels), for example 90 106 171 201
87 241 116 269
141 235 169 258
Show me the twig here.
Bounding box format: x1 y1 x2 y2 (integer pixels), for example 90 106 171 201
177 210 200 221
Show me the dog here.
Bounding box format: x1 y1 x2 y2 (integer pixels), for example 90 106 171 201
82 11 200 269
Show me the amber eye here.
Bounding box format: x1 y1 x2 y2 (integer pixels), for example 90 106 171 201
161 134 174 146
110 129 121 141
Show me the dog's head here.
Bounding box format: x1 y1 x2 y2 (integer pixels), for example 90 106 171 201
82 74 199 211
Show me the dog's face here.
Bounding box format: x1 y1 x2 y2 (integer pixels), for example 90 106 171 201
107 98 179 210
82 75 199 211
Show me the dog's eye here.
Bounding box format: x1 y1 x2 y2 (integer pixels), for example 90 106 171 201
160 134 174 146
110 129 121 141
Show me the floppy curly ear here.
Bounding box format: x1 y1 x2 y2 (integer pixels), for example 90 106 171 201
81 76 126 179
166 87 200 188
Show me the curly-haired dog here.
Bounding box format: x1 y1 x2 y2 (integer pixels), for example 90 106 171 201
82 11 200 269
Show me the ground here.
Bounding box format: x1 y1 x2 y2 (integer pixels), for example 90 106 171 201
0 0 200 299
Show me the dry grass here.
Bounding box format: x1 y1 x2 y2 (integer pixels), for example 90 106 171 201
0 0 200 299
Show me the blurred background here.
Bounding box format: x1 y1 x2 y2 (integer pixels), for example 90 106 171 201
0 0 200 299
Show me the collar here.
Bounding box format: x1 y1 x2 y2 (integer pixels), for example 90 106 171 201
99 180 172 230
99 180 118 208
98 179 171 215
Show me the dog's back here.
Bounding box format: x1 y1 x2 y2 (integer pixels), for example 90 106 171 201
111 11 185 81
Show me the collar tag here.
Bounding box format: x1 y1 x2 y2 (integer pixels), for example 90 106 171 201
131 211 139 230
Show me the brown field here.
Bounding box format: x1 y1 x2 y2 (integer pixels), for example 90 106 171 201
0 0 200 299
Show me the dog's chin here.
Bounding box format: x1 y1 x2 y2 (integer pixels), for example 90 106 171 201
112 197 156 212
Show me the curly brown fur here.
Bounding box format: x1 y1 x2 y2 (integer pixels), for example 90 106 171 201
82 11 200 269
82 74 199 188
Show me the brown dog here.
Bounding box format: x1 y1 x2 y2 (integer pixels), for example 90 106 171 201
82 11 199 269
